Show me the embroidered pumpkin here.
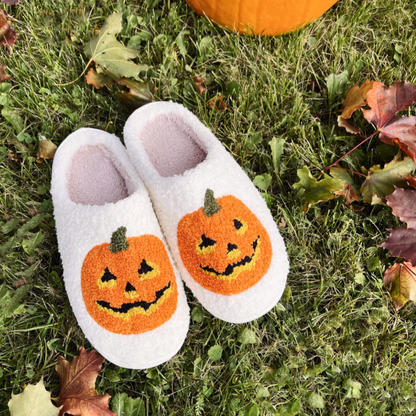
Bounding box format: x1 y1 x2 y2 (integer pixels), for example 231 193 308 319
186 0 339 36
177 190 272 295
81 227 178 335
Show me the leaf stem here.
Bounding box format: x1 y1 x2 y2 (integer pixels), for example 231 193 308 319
53 58 94 87
323 130 379 173
331 165 367 178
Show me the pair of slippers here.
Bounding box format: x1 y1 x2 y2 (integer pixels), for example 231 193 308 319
51 102 289 369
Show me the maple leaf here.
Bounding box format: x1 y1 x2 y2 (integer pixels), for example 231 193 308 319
341 80 375 119
1 0 19 4
36 136 57 163
8 378 61 416
0 65 11 82
115 78 154 111
402 173 416 189
0 9 17 51
293 167 344 212
337 116 361 135
385 186 416 227
362 81 416 161
360 152 416 204
383 262 416 310
84 13 148 81
56 346 116 416
330 166 360 205
85 68 114 89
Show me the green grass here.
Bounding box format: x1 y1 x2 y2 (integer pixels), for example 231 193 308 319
1 0 416 415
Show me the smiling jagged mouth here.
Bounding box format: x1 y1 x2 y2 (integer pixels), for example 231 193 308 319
96 281 171 318
200 236 260 280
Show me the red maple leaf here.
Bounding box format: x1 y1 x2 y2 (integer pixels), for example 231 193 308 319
362 81 416 162
56 347 117 416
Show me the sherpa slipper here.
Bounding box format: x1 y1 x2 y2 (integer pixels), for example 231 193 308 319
51 128 189 369
123 102 289 324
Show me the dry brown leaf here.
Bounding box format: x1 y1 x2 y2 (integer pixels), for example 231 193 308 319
192 75 207 95
341 80 375 119
335 183 359 205
383 262 416 310
207 95 226 111
85 67 114 89
1 0 19 4
0 65 11 82
36 136 57 163
338 116 361 135
56 346 117 416
0 9 17 51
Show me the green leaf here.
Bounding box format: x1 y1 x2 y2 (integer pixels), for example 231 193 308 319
343 379 362 399
191 306 204 323
2 105 24 133
246 132 262 149
308 392 325 409
84 13 148 80
193 357 202 377
326 70 349 104
253 173 272 191
269 137 285 176
8 379 61 416
256 385 270 398
111 392 145 416
247 403 259 416
293 167 344 212
237 328 257 345
208 345 223 362
22 232 44 256
105 369 121 383
329 166 360 196
360 153 416 204
0 284 30 325
176 33 187 57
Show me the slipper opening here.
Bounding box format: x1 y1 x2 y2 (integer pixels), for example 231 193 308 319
67 144 134 205
141 114 207 177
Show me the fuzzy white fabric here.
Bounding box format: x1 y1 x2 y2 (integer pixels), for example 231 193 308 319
51 128 189 369
124 102 289 323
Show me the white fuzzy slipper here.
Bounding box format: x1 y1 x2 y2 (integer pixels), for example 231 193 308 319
124 102 289 324
51 128 189 369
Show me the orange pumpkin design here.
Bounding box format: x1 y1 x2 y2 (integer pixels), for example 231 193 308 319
177 190 272 295
81 227 178 335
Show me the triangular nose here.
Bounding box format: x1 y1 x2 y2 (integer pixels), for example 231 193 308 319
125 282 136 292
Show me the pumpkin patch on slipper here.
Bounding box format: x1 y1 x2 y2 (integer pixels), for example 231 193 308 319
51 128 189 369
124 101 289 324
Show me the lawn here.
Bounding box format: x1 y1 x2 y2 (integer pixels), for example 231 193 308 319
1 0 416 415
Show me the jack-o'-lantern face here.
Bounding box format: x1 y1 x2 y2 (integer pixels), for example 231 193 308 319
177 190 272 295
81 227 178 335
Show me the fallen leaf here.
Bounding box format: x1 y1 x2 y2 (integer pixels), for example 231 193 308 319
0 9 17 51
192 75 207 95
362 81 416 161
293 167 344 212
8 149 19 162
360 152 416 204
341 80 375 119
338 116 361 135
330 167 360 206
385 186 416 228
84 13 148 81
207 95 226 111
383 262 416 310
115 78 154 111
56 346 117 416
8 378 61 416
1 0 19 4
111 393 145 416
36 136 57 163
402 173 416 189
85 68 114 89
0 65 11 82
380 228 416 266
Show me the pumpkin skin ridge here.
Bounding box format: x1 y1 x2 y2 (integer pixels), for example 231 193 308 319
199 236 261 281
81 234 178 335
177 194 273 295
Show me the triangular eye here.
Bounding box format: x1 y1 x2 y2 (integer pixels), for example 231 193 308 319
233 219 243 230
199 234 216 250
101 267 116 282
138 259 154 275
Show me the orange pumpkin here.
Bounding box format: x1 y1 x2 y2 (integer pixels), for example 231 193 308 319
177 190 272 295
81 227 178 335
186 0 339 36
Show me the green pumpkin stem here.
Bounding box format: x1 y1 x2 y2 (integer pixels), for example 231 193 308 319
109 226 130 253
203 189 221 217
